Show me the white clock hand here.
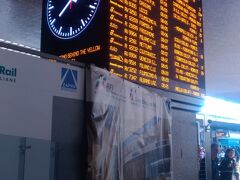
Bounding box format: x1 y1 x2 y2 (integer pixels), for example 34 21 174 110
59 0 78 17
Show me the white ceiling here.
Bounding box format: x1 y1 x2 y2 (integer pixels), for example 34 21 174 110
0 0 41 49
1 0 240 103
203 0 240 103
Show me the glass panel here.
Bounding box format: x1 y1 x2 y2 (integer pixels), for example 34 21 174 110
24 138 51 180
0 134 20 180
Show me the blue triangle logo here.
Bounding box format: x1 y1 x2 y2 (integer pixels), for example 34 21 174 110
61 68 78 91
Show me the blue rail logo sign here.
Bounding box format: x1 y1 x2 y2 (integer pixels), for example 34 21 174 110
0 65 17 83
61 68 78 91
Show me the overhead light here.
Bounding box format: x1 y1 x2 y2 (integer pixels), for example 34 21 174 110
229 132 240 139
201 96 240 120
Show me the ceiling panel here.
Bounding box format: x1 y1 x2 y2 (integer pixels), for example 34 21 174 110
203 0 240 103
0 0 42 49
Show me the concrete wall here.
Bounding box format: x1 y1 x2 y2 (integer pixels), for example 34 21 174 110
172 109 199 180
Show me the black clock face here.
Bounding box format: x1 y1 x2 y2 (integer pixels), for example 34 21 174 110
47 0 100 39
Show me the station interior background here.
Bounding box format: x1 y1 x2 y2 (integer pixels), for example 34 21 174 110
1 0 240 103
1 0 240 179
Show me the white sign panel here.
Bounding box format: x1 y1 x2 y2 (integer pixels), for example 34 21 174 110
0 48 84 140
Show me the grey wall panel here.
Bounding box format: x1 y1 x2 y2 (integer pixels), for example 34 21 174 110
172 109 199 180
0 134 20 180
52 96 85 144
24 138 51 180
51 96 86 180
53 143 83 180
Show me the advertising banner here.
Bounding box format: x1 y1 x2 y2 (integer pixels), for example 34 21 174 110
87 66 172 180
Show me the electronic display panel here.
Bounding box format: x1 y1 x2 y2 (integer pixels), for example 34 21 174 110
41 0 205 98
41 0 110 67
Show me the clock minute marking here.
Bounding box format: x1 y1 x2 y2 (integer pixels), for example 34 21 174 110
89 5 96 9
59 0 78 17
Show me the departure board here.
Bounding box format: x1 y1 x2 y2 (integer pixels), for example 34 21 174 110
108 0 204 97
41 0 205 98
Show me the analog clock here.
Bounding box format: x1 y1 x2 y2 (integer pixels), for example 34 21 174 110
47 0 100 39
